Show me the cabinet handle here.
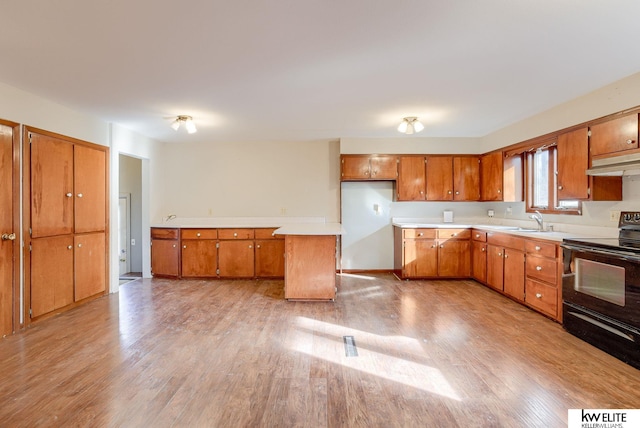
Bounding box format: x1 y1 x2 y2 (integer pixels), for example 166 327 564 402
535 293 542 299
77 193 83 198
535 246 541 251
249 245 253 249
497 189 501 194
536 266 542 271
505 254 508 258
481 247 485 252
420 190 424 194
451 233 457 237
418 232 423 237
498 252 502 256
183 245 187 248
448 190 452 194
234 232 238 237
558 185 563 190
455 191 459 195
196 233 201 237
66 192 73 198
172 244 176 248
77 243 82 248
431 244 437 248
440 244 444 248
256 244 261 249
67 245 73 250
475 234 480 238
372 170 377 176
627 139 635 145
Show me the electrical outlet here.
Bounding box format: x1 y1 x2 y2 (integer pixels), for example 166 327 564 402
610 211 620 222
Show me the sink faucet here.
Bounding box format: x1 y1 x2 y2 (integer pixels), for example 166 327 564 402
530 210 544 231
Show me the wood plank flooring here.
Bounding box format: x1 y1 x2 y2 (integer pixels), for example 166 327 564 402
1 273 639 427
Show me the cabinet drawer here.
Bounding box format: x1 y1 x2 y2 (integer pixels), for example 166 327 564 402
487 232 525 251
526 255 557 284
472 230 487 242
181 228 218 240
255 228 281 240
437 228 470 240
151 228 179 239
218 228 255 240
525 240 557 258
525 278 558 318
403 228 436 239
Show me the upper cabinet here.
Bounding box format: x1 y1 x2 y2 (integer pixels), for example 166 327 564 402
557 127 590 200
397 156 426 201
590 114 639 157
425 156 453 200
480 151 522 202
341 154 397 181
453 156 480 201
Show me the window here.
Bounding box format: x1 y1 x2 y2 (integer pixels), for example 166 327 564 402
526 145 581 215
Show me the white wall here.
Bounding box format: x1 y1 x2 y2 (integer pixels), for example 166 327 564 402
119 155 143 272
154 139 341 222
341 137 483 155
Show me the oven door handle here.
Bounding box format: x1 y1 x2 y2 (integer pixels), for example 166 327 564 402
561 243 640 262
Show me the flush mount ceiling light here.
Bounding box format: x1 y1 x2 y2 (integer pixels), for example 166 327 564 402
397 117 424 135
170 115 197 134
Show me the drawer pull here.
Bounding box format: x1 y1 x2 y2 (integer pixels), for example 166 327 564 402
183 245 187 248
67 245 73 250
504 254 508 258
66 192 73 198
535 246 541 251
234 232 238 237
498 252 502 256
440 244 444 248
536 266 542 271
77 193 83 198
627 139 634 145
481 247 485 252
451 233 457 237
535 293 542 299
475 234 480 238
418 232 423 237
196 232 201 237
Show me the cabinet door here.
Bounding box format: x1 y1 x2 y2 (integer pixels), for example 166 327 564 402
30 133 74 238
481 152 503 201
256 239 285 277
181 240 217 277
75 232 106 301
74 145 106 233
403 239 437 277
31 235 74 318
218 240 255 277
590 114 639 156
151 239 180 277
397 156 426 201
486 245 504 291
370 155 397 179
503 249 525 302
425 156 453 200
453 156 480 201
557 127 589 200
438 240 470 277
341 156 370 180
471 241 487 283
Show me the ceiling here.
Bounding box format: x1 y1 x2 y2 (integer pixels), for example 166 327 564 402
2 1 640 144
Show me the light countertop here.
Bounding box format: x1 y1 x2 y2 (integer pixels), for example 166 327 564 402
152 216 326 229
274 223 344 236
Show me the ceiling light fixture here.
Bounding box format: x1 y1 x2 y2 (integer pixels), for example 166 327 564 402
171 115 197 134
397 117 424 135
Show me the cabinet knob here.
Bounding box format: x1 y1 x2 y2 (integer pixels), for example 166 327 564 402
77 193 83 198
504 254 508 258
172 244 176 248
196 233 201 237
66 192 73 198
234 232 238 237
535 293 542 299
67 245 73 250
558 185 563 190
535 246 541 251
256 244 261 249
249 245 253 249
455 191 459 195
451 233 457 237
627 139 634 145
1 233 15 241
77 243 82 248
183 245 187 248
372 170 377 176
418 232 423 236
481 247 485 252
498 252 502 256
420 190 424 194
440 244 444 248
448 190 452 194
536 266 542 271
475 234 480 238
497 189 501 194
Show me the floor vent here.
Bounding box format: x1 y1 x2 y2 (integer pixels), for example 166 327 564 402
343 335 358 357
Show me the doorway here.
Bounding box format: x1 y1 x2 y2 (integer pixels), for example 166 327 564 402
118 154 142 283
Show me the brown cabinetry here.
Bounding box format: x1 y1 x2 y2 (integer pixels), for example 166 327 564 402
557 127 622 201
397 156 426 201
255 228 285 278
486 232 525 301
481 152 522 202
425 156 453 200
181 229 217 278
341 154 397 180
590 114 639 157
524 240 561 321
471 230 487 283
27 131 108 320
395 228 470 278
453 156 481 201
218 229 255 278
398 155 480 201
151 228 180 277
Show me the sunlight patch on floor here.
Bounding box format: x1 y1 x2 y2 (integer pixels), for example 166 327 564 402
292 316 461 401
337 273 377 280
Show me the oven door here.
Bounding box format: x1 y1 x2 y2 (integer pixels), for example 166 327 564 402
562 243 640 329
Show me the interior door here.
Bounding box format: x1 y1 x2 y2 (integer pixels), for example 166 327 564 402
0 123 16 335
118 195 130 276
74 145 106 234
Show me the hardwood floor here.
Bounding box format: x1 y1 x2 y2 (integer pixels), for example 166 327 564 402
1 273 639 427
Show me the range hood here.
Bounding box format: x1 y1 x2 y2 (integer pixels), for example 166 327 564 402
586 152 640 176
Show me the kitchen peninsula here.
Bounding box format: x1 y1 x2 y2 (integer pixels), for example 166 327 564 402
274 223 344 301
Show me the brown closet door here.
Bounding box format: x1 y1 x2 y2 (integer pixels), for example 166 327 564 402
74 232 106 301
30 133 74 238
31 235 74 318
0 124 14 335
74 145 106 234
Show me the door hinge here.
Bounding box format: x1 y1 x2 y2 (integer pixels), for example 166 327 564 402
587 130 591 137
28 132 33 143
216 242 220 248
216 269 220 275
29 244 32 252
587 187 591 197
29 308 32 317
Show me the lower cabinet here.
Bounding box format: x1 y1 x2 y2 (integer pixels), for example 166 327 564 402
31 232 106 318
486 233 525 301
524 240 561 320
152 227 285 279
471 230 487 282
394 227 470 278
